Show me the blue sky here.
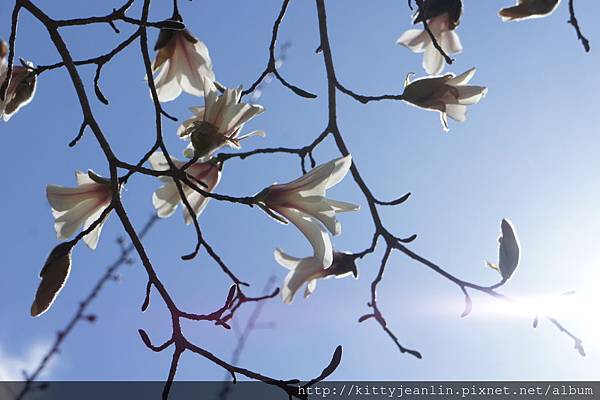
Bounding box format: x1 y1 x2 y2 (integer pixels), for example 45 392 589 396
1 0 599 384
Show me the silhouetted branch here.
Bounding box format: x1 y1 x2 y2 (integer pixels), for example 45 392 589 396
568 0 590 52
14 215 160 400
415 0 454 64
8 0 590 397
219 276 277 400
315 0 584 359
242 0 316 99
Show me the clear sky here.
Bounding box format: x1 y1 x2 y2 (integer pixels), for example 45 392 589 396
1 0 599 385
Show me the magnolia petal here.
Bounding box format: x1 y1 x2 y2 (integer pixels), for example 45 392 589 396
445 104 468 122
154 60 182 102
149 151 184 171
290 196 358 236
46 184 101 212
396 29 429 53
82 206 108 250
54 198 103 240
182 190 209 225
203 78 226 124
439 111 450 132
281 257 322 304
177 38 215 97
274 248 303 270
448 67 476 86
423 45 445 75
324 155 353 190
283 155 352 196
152 182 180 218
327 199 360 213
440 30 463 54
304 279 317 298
236 130 267 141
223 104 265 136
75 170 95 185
277 207 333 268
455 85 487 105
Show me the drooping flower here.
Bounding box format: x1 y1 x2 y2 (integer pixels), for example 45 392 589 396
397 0 463 75
258 156 359 267
487 219 521 282
178 78 265 160
148 151 221 225
275 249 358 304
401 67 487 131
46 171 114 250
499 0 560 21
150 25 215 102
0 57 37 122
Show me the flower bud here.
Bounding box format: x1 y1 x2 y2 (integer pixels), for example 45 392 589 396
31 242 74 317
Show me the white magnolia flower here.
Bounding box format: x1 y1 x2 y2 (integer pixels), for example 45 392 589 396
487 219 521 281
499 0 560 21
397 2 462 75
46 171 114 250
149 151 221 225
178 78 265 160
259 156 359 268
402 67 487 131
275 250 358 304
151 27 215 102
0 59 37 122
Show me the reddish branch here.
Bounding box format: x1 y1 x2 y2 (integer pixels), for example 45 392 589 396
15 0 342 398
7 0 590 398
14 215 160 400
314 0 584 359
